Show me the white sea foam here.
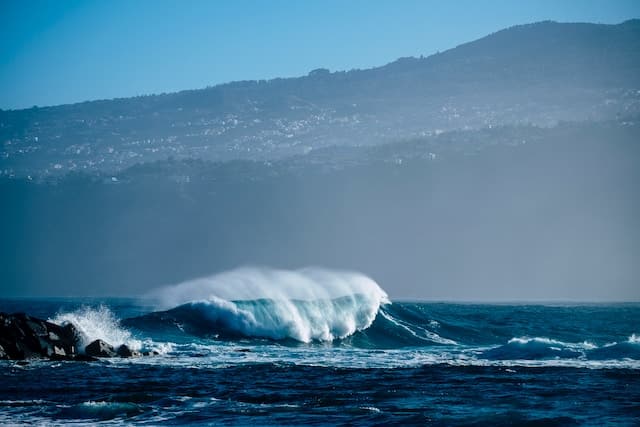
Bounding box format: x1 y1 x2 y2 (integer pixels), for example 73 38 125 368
51 306 142 351
151 267 389 306
507 336 597 350
149 267 389 342
112 343 640 371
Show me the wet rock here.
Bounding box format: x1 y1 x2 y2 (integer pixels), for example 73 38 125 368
50 345 66 357
0 312 152 362
117 344 142 358
0 312 79 360
85 339 117 357
61 323 80 343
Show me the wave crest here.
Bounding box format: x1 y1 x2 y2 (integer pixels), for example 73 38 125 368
140 267 389 342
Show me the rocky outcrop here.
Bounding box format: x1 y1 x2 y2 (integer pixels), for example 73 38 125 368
85 339 117 358
0 312 156 361
116 344 142 358
0 312 79 360
84 340 149 358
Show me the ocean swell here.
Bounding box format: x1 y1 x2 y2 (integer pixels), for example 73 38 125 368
135 267 389 343
482 335 640 361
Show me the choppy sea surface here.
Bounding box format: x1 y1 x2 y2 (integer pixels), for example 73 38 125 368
1 271 639 425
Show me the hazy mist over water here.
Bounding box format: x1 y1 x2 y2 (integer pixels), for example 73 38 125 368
1 12 639 301
2 121 638 301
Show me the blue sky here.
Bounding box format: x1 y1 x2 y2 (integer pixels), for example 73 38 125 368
1 0 639 109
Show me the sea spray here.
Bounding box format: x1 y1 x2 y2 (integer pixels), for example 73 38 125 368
150 267 389 306
51 305 142 351
145 267 389 342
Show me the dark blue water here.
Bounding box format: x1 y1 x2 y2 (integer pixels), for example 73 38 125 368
1 297 639 426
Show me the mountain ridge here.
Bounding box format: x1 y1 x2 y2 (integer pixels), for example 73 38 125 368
2 19 638 112
1 19 639 178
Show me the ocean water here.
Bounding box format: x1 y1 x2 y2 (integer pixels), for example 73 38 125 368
1 270 639 425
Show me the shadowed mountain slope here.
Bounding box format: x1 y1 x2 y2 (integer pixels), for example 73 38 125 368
1 20 639 177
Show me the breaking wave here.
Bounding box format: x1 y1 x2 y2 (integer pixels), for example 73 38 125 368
149 267 389 308
40 268 639 366
131 267 389 342
51 305 142 351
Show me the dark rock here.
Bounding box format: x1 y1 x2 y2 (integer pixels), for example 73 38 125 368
116 344 142 358
85 339 117 357
0 312 147 362
61 323 81 347
0 312 79 360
